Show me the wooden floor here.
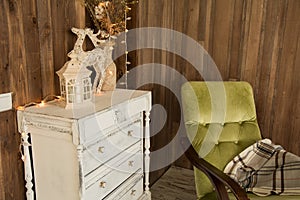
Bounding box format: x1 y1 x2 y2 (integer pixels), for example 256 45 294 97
151 166 197 200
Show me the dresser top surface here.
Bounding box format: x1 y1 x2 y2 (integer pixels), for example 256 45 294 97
20 89 150 120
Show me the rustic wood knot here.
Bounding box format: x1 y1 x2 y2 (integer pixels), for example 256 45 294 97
32 17 37 24
4 63 9 70
42 23 51 37
8 0 15 12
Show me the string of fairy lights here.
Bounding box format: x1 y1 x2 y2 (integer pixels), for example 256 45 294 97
119 0 137 88
18 95 63 162
86 0 138 88
122 2 130 88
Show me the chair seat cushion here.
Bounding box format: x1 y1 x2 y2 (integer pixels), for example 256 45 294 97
203 192 300 200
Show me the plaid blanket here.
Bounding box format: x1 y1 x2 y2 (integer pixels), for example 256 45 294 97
224 139 300 196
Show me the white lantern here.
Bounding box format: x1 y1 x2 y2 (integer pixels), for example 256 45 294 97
57 59 93 109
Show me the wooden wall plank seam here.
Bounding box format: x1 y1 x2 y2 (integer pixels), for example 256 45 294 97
256 0 279 139
198 0 207 42
212 0 235 80
6 0 29 107
239 0 251 81
228 0 244 80
37 0 55 97
51 0 67 94
225 0 236 80
206 0 215 55
21 0 43 102
0 0 10 94
268 0 289 139
241 0 264 87
254 0 268 95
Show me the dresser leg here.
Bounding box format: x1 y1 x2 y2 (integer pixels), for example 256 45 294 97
77 145 85 199
21 127 35 200
144 111 151 194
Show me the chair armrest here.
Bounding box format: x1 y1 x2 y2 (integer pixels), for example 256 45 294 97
181 137 250 200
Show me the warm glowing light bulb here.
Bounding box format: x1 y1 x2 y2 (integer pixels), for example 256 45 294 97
21 132 26 137
21 155 26 161
17 106 24 110
38 101 45 107
95 91 104 96
108 70 113 75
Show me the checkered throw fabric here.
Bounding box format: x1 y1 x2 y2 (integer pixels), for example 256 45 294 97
224 139 300 196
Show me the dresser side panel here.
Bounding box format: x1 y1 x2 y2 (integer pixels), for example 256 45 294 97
29 127 80 200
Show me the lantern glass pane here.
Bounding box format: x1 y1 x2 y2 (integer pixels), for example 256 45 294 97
61 78 66 99
83 78 92 101
67 79 76 103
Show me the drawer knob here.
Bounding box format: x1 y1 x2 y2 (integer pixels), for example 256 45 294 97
99 181 106 188
115 110 125 122
128 130 133 137
131 189 136 196
98 146 105 153
128 160 134 167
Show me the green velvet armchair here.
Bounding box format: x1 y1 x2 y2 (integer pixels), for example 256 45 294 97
181 81 300 200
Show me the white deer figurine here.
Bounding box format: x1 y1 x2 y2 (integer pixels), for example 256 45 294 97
68 27 115 93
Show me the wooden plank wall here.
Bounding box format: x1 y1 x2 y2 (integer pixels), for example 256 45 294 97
0 0 299 194
0 0 85 199
136 0 300 181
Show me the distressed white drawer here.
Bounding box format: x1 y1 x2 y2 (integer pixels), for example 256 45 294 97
84 151 143 199
113 97 147 123
119 177 143 200
79 98 146 143
104 175 143 200
79 109 115 142
82 120 142 175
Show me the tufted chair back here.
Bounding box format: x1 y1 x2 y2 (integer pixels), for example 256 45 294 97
181 81 262 199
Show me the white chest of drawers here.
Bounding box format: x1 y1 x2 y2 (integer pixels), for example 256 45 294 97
17 89 151 200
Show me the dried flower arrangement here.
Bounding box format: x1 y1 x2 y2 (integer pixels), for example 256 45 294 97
84 0 137 38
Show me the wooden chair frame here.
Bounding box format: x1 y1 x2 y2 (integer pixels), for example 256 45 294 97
181 137 250 200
